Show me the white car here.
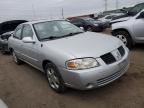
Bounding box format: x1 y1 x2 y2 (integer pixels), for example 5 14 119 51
99 14 121 23
111 3 144 48
112 9 144 49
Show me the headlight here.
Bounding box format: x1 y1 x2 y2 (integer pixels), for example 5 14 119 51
66 58 99 70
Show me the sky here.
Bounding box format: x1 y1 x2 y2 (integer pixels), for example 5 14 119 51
0 0 143 22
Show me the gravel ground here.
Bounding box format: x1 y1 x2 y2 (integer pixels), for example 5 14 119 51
0 30 144 108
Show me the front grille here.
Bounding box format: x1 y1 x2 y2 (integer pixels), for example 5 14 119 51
97 70 122 87
97 60 128 87
118 46 125 57
100 53 116 65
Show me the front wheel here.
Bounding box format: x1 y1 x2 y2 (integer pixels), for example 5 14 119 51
113 30 133 49
45 63 67 93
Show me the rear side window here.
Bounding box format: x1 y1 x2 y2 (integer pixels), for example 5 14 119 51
14 25 23 39
22 24 33 39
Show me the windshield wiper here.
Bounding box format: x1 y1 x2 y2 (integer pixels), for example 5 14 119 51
62 32 84 37
41 36 61 41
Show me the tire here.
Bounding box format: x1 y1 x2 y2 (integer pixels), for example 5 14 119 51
113 30 133 49
12 51 22 65
45 63 67 93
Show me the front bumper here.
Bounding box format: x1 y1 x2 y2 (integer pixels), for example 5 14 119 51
59 48 129 90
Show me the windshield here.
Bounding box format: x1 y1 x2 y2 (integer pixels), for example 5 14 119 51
85 18 100 24
105 15 116 19
128 3 144 16
85 18 95 23
33 20 84 41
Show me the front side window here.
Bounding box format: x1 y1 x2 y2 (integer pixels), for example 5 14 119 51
128 3 144 16
33 20 84 41
22 24 33 39
14 25 23 39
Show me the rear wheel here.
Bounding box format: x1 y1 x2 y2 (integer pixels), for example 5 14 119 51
113 30 133 49
12 51 22 65
45 63 67 93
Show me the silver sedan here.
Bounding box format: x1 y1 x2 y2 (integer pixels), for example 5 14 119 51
8 20 129 93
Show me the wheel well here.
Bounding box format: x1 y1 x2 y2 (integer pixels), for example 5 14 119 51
42 60 53 71
112 28 130 36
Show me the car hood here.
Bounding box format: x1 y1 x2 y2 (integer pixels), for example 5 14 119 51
111 17 131 24
44 32 123 58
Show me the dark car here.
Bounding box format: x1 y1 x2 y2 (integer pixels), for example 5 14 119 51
69 17 107 32
0 31 13 54
0 20 27 54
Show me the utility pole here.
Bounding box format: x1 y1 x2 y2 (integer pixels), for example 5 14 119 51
116 0 119 9
61 8 64 19
104 0 108 11
32 4 36 19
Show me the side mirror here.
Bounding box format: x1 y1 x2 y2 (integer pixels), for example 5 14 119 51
137 12 144 19
80 27 84 30
22 37 35 43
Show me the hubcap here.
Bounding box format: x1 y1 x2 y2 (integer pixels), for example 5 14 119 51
12 52 18 63
46 68 60 89
116 35 127 45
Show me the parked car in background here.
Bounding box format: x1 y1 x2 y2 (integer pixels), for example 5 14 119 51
99 14 124 27
69 17 107 32
8 20 129 93
0 20 27 54
111 2 144 24
112 9 144 49
99 15 117 22
0 31 13 54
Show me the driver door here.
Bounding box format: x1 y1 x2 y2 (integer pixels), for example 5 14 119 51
133 11 144 41
21 24 39 67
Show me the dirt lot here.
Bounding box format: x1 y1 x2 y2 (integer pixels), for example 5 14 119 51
0 30 144 108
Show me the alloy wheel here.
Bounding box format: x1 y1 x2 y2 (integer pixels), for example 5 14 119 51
46 68 60 90
116 35 127 45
